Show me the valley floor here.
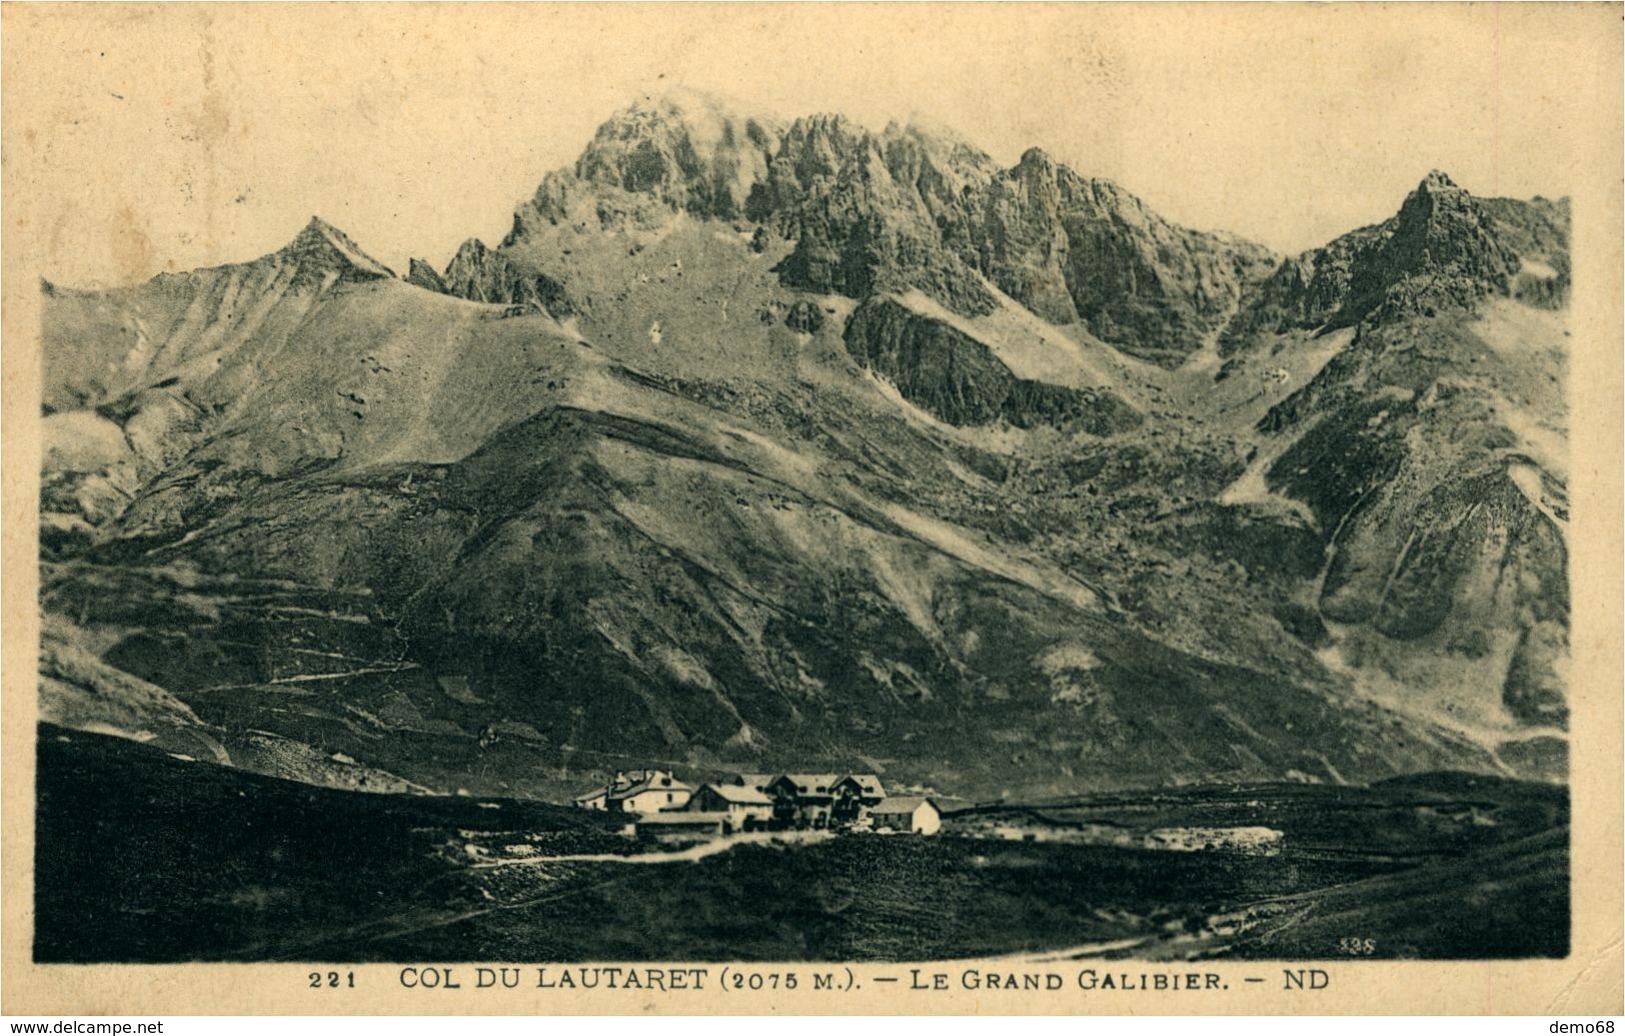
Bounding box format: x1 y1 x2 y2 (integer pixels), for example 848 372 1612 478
34 726 1568 963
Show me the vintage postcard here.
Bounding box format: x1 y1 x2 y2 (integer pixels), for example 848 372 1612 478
2 2 1621 1017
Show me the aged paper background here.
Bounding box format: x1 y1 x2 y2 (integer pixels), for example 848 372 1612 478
3 2 1620 1016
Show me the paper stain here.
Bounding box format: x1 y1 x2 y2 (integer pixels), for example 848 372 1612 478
110 203 155 283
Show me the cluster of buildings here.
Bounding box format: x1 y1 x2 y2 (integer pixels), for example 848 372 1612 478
573 769 942 839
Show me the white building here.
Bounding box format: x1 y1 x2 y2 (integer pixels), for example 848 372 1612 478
573 770 693 814
870 796 942 835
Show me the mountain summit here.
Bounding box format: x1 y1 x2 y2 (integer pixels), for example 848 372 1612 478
278 216 396 281
569 89 784 221
1342 169 1522 323
436 98 1279 366
1222 169 1567 351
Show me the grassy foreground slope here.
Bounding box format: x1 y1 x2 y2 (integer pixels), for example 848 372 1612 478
36 726 1566 963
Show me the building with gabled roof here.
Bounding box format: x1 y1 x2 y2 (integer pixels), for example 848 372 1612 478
687 782 774 830
609 770 693 814
833 773 885 800
830 773 887 825
761 772 889 828
574 787 609 810
573 769 693 815
871 796 942 835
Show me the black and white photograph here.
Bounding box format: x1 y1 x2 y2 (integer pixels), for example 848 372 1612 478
4 2 1620 1017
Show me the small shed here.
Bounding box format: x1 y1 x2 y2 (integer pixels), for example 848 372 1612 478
871 796 942 835
573 787 608 811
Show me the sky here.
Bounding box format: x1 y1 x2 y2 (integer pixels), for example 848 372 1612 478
6 4 1612 287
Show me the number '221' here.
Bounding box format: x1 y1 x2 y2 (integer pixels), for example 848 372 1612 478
309 971 356 988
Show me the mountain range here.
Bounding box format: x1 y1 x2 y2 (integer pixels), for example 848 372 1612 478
38 88 1570 800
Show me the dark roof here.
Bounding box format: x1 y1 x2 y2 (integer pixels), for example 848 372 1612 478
771 773 839 796
873 796 938 816
696 783 773 805
609 774 693 800
834 773 886 797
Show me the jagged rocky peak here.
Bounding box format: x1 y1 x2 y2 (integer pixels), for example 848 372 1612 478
771 112 883 183
880 115 1002 215
1395 170 1486 238
438 236 572 316
277 216 396 280
1221 170 1554 354
1015 146 1057 175
743 113 886 223
1341 169 1521 325
448 236 494 266
441 237 514 291
1389 170 1515 268
971 150 1280 363
496 93 1279 365
1417 168 1461 190
571 87 784 220
405 257 447 293
884 117 978 164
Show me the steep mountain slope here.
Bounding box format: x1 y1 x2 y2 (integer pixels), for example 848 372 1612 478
966 148 1279 365
1220 174 1570 776
38 92 1570 798
42 220 590 555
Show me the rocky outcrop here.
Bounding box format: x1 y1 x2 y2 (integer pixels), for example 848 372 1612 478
406 257 447 293
743 114 998 313
440 238 573 316
783 299 825 334
1219 226 1387 354
843 297 1140 434
843 297 1010 424
964 148 1078 324
743 122 1276 365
